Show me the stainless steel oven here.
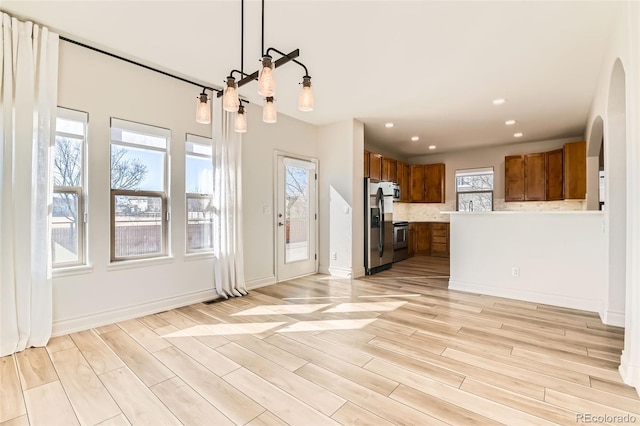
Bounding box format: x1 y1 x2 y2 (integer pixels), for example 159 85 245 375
393 221 409 262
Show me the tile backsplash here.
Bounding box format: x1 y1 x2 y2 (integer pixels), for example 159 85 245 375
393 199 586 222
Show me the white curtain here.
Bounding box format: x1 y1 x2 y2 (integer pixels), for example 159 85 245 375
0 14 58 356
211 105 247 298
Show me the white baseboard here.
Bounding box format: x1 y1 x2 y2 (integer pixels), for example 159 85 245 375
619 349 640 397
328 266 354 278
448 279 602 313
602 309 626 327
319 263 330 275
246 276 276 290
351 267 366 278
52 288 218 337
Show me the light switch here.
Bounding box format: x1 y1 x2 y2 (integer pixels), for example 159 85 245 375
263 206 271 214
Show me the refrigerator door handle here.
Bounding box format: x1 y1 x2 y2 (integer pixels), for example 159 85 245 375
377 187 384 257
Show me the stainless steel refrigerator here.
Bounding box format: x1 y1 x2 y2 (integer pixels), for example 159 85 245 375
364 178 394 274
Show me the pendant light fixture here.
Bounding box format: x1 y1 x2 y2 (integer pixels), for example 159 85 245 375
223 77 240 112
263 96 277 123
195 89 211 124
234 104 248 133
216 0 314 132
298 75 314 111
258 55 276 97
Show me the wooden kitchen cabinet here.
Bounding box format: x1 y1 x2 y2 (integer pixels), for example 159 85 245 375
564 141 586 199
407 222 449 257
524 152 546 201
382 157 397 182
505 154 545 201
410 163 446 203
425 163 446 203
546 149 564 201
430 223 449 257
398 162 411 202
410 165 425 202
369 153 383 180
505 155 525 201
364 150 370 178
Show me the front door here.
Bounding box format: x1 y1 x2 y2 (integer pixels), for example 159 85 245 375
276 155 318 281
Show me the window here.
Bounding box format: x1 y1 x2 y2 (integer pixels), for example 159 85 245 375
456 167 494 212
52 107 88 267
185 134 214 253
110 118 169 261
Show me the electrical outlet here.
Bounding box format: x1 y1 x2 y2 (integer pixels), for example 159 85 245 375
262 206 271 214
331 252 337 260
512 267 520 277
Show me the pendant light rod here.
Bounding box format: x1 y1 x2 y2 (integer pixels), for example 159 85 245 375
59 36 222 94
261 0 265 56
241 0 245 74
216 48 300 97
266 47 309 76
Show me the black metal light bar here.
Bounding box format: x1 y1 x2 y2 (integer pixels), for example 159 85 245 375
216 48 300 98
59 36 222 94
266 47 309 76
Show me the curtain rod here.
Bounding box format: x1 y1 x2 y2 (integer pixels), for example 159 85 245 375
59 36 222 94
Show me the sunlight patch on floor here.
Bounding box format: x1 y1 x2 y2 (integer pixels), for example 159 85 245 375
277 319 377 333
231 304 331 316
323 301 407 313
159 322 287 337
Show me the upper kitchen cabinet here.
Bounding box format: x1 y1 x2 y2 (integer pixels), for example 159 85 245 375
410 163 446 203
505 155 525 201
382 157 397 182
369 152 383 180
546 149 564 201
425 163 446 203
524 152 546 201
564 141 586 199
364 150 370 178
410 165 425 202
505 153 545 201
397 162 411 202
506 142 586 202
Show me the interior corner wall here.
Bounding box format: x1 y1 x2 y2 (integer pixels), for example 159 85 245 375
241 102 319 288
318 119 362 278
584 1 640 392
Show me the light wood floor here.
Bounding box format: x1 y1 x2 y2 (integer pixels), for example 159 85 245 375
2 256 639 426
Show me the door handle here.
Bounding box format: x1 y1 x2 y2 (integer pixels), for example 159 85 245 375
278 222 284 227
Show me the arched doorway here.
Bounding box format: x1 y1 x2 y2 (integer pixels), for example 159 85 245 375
604 59 626 326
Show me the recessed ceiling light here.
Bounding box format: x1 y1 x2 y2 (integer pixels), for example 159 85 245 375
411 136 420 142
505 119 516 125
492 98 507 105
428 145 436 150
514 132 523 138
385 122 394 128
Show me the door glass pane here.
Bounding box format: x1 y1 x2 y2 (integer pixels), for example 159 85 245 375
51 192 80 264
285 165 310 263
114 195 163 257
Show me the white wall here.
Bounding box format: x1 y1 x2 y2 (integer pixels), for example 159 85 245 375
52 41 319 335
317 119 365 278
241 102 318 287
584 1 640 392
53 42 218 335
449 212 606 313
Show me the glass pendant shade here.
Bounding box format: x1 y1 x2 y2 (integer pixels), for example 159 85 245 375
263 97 277 123
234 105 247 133
223 77 240 112
195 92 211 124
258 55 276 97
298 76 314 112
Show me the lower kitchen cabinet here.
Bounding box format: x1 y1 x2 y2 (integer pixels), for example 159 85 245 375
407 222 449 258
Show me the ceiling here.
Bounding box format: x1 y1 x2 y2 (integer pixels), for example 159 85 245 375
2 1 624 158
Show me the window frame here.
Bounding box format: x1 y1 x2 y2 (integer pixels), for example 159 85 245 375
185 133 214 254
455 167 495 212
109 118 170 262
52 107 88 268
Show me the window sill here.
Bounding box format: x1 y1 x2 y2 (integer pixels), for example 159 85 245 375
53 264 94 278
184 252 216 262
107 256 175 271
